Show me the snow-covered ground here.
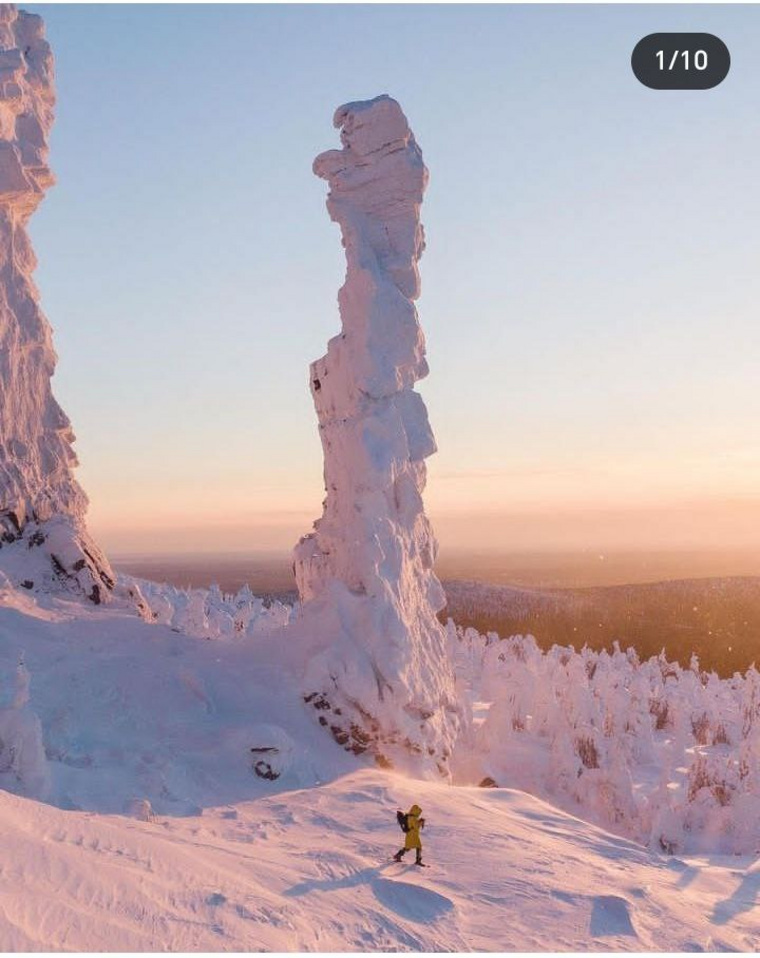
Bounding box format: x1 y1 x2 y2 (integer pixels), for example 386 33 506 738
3 766 759 951
1 582 760 951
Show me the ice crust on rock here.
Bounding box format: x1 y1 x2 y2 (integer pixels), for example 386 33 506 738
294 95 461 775
0 5 118 604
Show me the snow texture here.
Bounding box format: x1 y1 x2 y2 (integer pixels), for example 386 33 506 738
293 96 460 775
0 584 758 951
0 5 120 606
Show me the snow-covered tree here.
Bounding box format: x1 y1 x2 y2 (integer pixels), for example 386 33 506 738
451 618 760 854
0 656 50 799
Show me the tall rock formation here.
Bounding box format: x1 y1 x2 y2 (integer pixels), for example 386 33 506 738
0 5 115 603
294 95 461 775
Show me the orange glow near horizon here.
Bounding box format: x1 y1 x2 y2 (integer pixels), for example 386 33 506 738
84 438 760 558
90 495 760 558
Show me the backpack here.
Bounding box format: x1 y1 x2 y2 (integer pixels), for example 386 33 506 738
396 810 410 833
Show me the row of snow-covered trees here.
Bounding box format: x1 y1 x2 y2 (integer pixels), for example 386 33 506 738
133 578 292 638
8 570 758 856
449 622 760 855
146 583 760 856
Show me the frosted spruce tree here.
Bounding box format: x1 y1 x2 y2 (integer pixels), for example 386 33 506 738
0 655 49 799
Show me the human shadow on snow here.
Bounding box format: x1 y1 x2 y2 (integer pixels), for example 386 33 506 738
284 864 382 897
711 867 760 926
284 864 454 924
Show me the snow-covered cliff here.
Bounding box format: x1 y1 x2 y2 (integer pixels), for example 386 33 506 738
0 5 116 603
293 96 461 775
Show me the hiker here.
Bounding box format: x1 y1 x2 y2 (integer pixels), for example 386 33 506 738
393 804 425 865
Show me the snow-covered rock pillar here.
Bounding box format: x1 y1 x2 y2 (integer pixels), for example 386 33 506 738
0 5 116 603
294 95 460 775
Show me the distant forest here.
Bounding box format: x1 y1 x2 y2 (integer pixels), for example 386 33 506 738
114 556 760 678
441 577 760 678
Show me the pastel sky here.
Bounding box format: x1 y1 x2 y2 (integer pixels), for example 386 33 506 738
27 4 760 556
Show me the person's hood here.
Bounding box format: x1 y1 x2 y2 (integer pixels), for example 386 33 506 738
410 804 422 815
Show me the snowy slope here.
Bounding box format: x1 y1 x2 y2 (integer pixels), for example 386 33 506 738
0 589 759 951
0 584 345 817
2 768 758 951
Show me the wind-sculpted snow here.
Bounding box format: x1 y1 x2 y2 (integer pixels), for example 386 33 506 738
449 621 760 855
293 96 460 774
0 6 121 606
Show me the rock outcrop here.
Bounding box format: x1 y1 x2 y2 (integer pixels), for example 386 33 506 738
294 95 461 775
0 5 116 603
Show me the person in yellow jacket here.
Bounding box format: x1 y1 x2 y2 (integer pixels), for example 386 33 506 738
393 804 426 865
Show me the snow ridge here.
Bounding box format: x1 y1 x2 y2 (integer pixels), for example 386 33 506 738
293 96 461 775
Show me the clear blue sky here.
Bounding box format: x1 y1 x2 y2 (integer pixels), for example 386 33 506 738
27 4 760 556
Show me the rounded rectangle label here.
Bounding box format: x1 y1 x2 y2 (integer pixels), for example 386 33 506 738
632 33 730 89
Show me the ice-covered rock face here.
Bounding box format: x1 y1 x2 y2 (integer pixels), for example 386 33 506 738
0 5 119 604
294 95 461 776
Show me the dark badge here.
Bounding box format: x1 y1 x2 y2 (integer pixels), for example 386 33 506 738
632 33 730 90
